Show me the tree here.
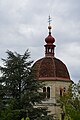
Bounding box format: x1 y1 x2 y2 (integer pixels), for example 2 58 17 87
0 83 5 113
59 81 80 120
0 50 54 120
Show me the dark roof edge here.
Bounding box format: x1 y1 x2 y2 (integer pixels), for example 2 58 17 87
38 77 73 82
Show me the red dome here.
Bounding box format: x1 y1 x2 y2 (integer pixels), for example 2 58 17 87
32 57 71 81
45 34 55 44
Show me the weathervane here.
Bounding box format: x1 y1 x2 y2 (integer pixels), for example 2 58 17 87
48 15 52 26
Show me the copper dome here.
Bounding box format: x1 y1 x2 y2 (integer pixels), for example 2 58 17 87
33 57 71 81
45 34 55 44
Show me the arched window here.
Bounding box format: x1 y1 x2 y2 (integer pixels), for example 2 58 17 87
60 88 62 96
49 48 51 52
43 87 46 99
43 87 50 99
47 87 50 99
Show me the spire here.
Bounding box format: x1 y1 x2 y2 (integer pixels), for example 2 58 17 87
48 15 52 35
44 16 56 57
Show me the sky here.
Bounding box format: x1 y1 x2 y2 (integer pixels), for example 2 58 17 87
0 0 80 83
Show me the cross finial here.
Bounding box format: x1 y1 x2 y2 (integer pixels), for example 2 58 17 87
48 15 52 26
48 15 52 34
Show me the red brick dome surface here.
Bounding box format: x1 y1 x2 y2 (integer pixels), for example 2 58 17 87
33 57 71 81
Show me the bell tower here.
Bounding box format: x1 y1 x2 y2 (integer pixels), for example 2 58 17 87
44 16 56 57
33 16 72 120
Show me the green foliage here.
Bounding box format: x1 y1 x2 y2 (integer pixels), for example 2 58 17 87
59 81 80 120
0 50 54 120
21 117 30 120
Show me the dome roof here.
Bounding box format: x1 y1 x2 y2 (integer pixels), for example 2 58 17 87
33 57 71 81
45 34 55 44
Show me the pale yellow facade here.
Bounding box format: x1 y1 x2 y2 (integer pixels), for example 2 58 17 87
41 80 72 120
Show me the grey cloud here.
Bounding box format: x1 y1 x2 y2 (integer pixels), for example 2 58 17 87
0 0 80 82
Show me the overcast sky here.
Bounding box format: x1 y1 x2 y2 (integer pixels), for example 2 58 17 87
0 0 80 82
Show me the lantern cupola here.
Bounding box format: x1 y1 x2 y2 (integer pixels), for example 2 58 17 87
45 16 55 57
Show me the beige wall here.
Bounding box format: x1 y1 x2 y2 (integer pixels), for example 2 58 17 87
41 80 72 119
43 80 71 99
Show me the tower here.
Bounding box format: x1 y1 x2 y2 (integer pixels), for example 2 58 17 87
44 16 55 57
33 16 72 119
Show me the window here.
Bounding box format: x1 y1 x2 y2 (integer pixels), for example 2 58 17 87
60 88 62 96
49 48 51 52
47 87 50 98
43 87 46 99
60 87 66 96
43 87 50 99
